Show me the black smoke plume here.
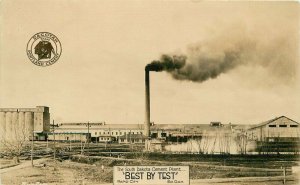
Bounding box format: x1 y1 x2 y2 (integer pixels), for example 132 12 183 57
146 42 251 82
145 55 186 72
145 33 296 84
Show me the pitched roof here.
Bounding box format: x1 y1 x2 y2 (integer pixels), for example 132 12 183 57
248 116 300 130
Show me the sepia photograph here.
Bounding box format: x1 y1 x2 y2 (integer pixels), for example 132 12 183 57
0 1 299 185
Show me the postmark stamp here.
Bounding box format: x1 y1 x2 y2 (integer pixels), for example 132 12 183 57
26 32 62 67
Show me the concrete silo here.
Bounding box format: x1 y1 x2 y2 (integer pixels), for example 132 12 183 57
0 112 6 139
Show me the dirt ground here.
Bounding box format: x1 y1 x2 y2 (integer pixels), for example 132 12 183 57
1 157 299 185
1 159 112 185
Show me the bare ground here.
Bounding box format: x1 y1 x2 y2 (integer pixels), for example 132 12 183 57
0 157 299 185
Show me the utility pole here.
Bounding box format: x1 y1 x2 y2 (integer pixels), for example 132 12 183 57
109 127 112 156
86 122 90 155
80 134 83 154
31 130 34 167
283 167 286 184
69 138 72 151
53 120 56 160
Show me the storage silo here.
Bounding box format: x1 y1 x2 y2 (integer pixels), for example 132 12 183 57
0 112 6 139
5 112 12 140
25 112 34 138
12 112 19 140
18 111 25 136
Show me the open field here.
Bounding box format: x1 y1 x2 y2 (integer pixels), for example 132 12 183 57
1 157 299 185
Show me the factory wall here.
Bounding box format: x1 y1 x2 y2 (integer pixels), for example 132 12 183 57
47 133 87 142
91 129 143 137
246 116 300 154
247 116 300 142
0 106 50 141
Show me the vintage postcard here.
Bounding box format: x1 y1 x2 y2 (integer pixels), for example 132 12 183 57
0 1 299 185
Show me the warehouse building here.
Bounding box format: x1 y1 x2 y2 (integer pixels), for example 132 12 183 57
246 116 300 154
0 106 50 141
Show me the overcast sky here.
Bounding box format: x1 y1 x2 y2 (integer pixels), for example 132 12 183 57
0 1 299 125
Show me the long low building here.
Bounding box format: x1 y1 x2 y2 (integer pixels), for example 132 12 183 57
49 116 300 154
49 121 234 144
48 122 144 142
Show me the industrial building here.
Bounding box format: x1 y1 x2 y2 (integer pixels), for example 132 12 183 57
48 122 144 142
0 106 50 141
48 117 300 154
246 116 300 154
1 104 298 154
50 122 233 145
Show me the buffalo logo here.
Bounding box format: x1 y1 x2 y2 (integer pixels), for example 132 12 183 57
34 41 54 60
27 32 62 67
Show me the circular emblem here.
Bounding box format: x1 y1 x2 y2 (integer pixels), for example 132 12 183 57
26 32 62 66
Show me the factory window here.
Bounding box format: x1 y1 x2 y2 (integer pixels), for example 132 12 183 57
99 132 101 135
112 132 114 135
95 132 97 135
279 125 287 127
108 132 110 134
161 133 167 137
103 132 105 134
269 125 276 127
140 132 143 134
120 132 122 135
121 139 124 142
290 125 298 127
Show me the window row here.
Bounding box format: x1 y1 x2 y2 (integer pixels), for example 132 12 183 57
268 124 298 128
100 137 110 140
94 131 143 135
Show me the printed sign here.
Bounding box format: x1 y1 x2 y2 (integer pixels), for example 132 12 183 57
113 166 189 185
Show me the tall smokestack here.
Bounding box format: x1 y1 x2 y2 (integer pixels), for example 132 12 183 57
144 69 150 137
144 56 185 138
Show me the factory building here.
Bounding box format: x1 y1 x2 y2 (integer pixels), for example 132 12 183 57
43 115 300 154
0 106 50 141
51 122 233 145
246 116 300 154
49 122 144 143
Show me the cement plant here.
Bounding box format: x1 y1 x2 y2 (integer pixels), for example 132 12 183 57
1 103 300 185
1 2 299 184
